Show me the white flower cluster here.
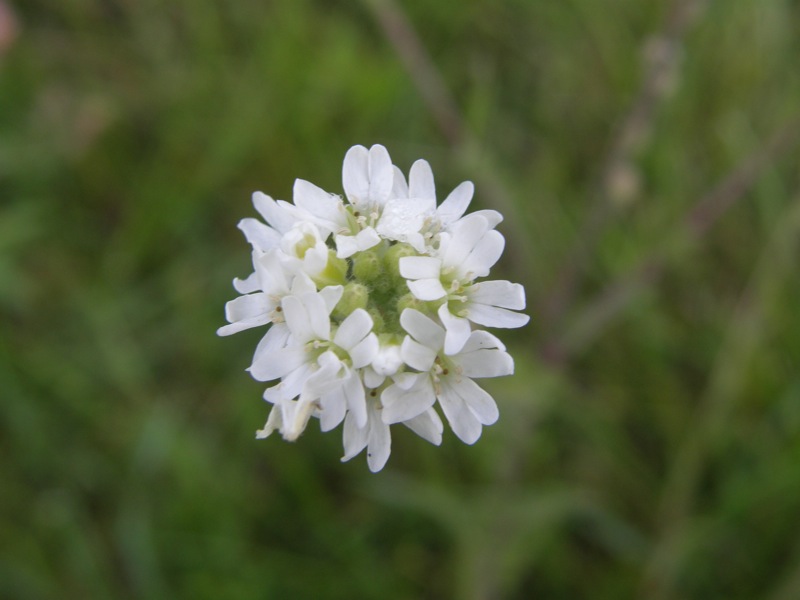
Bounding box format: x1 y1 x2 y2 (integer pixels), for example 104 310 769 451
219 144 528 471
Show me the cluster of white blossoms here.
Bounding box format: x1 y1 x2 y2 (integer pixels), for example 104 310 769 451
218 144 528 472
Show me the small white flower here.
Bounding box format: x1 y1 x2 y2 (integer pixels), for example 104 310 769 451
381 309 513 443
219 144 527 471
399 213 528 354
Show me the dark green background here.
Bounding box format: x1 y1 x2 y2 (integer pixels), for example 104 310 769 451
2 1 800 598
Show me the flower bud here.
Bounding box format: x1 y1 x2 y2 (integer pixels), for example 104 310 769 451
333 282 369 320
384 242 416 279
352 250 381 281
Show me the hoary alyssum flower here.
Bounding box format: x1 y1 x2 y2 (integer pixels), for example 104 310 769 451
219 144 528 472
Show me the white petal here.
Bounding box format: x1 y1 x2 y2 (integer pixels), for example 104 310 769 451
459 329 506 353
237 218 281 252
367 144 394 206
301 351 343 399
407 279 447 301
302 242 328 276
319 386 347 432
292 179 345 231
258 251 292 294
224 293 274 323
263 362 313 403
342 145 370 205
440 214 490 267
391 371 419 391
467 304 530 329
391 165 409 198
349 333 379 369
438 304 472 355
251 323 291 367
363 367 385 389
318 285 344 315
216 315 271 337
381 376 436 424
450 377 499 425
403 408 443 445
371 344 403 377
248 347 307 382
460 230 505 279
255 404 283 439
355 227 381 250
302 292 332 341
437 381 482 444
471 209 503 229
375 198 431 240
468 280 526 310
399 256 442 280
334 309 373 350
334 234 359 258
252 191 297 234
400 309 445 351
400 336 437 372
454 347 514 379
366 407 391 472
409 159 436 201
233 271 259 294
343 372 367 428
282 295 314 343
341 410 369 461
437 181 473 225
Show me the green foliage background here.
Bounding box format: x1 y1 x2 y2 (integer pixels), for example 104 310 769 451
2 1 800 598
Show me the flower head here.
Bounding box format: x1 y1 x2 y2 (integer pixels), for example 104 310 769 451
219 144 528 471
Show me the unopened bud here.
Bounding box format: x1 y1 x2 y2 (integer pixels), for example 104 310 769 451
333 282 369 319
